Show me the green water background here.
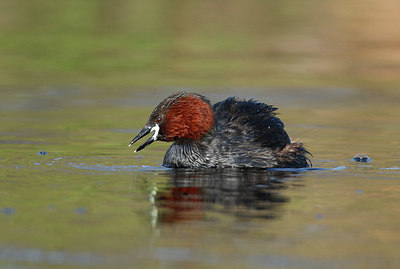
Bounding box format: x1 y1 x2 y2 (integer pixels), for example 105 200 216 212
1 0 400 91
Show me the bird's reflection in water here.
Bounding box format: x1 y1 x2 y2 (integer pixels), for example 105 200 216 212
155 169 304 224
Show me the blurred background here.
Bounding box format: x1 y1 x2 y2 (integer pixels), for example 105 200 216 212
1 0 400 92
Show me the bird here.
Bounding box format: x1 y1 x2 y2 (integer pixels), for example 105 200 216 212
129 92 310 168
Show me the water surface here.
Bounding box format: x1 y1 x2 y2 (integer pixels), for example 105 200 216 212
1 88 400 269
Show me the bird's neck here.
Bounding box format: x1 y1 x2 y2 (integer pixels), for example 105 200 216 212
163 139 211 168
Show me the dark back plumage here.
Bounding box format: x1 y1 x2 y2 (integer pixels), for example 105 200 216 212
213 97 291 150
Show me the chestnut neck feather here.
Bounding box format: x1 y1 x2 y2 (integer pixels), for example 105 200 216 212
163 95 215 141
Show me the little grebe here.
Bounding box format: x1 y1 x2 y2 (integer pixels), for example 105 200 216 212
129 92 310 168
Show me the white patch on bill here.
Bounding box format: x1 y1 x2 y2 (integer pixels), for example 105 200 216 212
150 124 160 141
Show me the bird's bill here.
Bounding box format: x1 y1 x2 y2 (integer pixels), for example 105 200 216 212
128 124 160 152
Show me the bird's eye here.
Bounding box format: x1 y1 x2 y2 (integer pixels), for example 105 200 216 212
156 116 163 124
